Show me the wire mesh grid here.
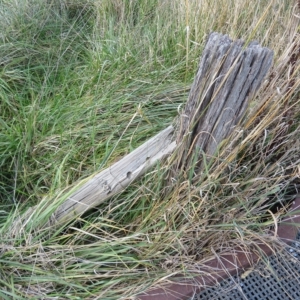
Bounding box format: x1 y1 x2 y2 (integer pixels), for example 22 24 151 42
191 232 300 300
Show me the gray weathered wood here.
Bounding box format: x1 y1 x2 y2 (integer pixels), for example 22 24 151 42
176 32 273 171
53 126 176 223
16 32 274 227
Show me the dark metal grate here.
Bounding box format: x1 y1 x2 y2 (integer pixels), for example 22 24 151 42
192 232 300 300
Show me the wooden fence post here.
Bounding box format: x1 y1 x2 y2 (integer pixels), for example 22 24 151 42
15 32 273 227
175 32 273 172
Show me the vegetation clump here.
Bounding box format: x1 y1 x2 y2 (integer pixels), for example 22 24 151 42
0 0 299 299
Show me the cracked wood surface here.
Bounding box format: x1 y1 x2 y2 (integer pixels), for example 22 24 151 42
176 32 273 171
53 125 176 223
17 32 273 227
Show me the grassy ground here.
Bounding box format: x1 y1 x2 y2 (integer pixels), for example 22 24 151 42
0 0 299 299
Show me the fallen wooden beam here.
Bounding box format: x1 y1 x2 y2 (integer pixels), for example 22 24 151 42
53 126 176 223
17 32 273 227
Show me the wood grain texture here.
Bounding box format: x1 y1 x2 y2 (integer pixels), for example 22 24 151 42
176 32 273 171
18 32 273 227
53 125 176 223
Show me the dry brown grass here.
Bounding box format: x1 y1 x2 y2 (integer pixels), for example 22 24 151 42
0 0 299 299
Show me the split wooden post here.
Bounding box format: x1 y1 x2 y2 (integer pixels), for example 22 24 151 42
18 32 273 227
175 32 273 172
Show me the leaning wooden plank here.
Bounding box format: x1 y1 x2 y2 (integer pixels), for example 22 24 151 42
16 32 273 230
53 125 176 223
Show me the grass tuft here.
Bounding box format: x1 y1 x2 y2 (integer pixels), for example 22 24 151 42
0 0 299 299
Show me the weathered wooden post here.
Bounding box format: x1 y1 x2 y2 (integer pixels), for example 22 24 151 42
14 32 273 228
52 33 273 225
175 32 273 174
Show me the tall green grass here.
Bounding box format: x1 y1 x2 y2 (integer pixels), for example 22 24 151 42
0 0 299 299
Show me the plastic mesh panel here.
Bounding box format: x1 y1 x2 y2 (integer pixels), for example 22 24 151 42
192 232 300 300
